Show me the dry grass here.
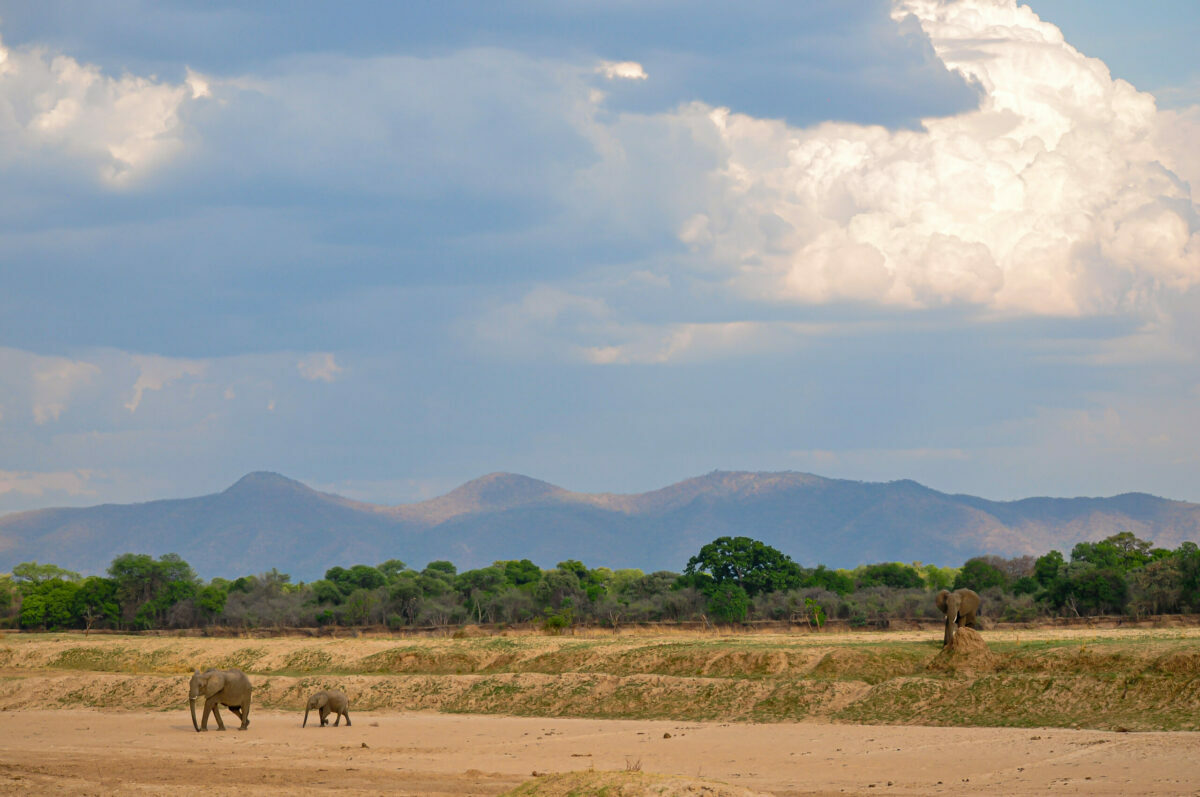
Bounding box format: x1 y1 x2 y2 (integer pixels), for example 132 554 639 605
3 626 1200 731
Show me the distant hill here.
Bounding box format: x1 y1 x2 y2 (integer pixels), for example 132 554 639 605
2 470 1199 580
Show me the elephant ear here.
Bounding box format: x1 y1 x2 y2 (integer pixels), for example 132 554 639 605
204 672 226 697
935 590 949 614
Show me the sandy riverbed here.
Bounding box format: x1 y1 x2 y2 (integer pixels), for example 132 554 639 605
3 709 1198 795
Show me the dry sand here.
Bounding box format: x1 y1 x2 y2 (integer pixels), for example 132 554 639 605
2 709 1199 796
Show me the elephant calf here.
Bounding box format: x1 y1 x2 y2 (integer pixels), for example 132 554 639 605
304 689 351 727
935 588 981 647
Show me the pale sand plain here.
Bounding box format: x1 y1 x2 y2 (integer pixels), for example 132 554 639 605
2 709 1199 796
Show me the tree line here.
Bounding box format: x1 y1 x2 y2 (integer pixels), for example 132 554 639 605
2 531 1199 632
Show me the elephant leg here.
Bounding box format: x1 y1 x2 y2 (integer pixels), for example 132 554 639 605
239 696 250 730
343 711 350 727
962 610 977 629
208 700 226 731
320 707 330 726
333 712 340 727
226 704 247 729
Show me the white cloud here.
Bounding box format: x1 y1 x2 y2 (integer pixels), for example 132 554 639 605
596 60 648 81
1155 104 1200 196
296 353 343 383
649 0 1200 316
32 358 100 424
125 355 208 412
0 32 205 186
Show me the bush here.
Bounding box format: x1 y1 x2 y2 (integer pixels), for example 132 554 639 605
707 583 750 623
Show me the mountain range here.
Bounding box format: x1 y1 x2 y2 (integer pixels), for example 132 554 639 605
2 470 1199 580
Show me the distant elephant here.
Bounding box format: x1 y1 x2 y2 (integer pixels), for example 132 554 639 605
935 588 981 647
304 689 351 727
189 668 252 732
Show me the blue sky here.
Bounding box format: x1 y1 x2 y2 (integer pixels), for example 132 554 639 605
2 0 1199 513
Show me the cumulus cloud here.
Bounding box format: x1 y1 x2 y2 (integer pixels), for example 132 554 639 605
665 0 1200 316
0 32 204 185
296 353 343 383
125 355 208 412
596 60 647 81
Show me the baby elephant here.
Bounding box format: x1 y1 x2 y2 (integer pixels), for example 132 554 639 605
303 689 351 728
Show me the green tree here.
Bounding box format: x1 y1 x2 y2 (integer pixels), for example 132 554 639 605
683 537 803 597
424 561 458 578
12 561 81 590
857 562 925 589
498 559 542 587
1034 550 1066 587
377 559 408 583
953 558 1009 592
456 566 507 623
387 573 423 624
1175 542 1200 610
918 563 956 591
19 579 81 629
342 587 381 625
801 565 855 596
73 576 119 633
107 553 199 629
309 579 345 605
1065 565 1127 615
194 584 227 623
325 564 386 594
0 575 16 627
1071 532 1155 572
534 567 583 609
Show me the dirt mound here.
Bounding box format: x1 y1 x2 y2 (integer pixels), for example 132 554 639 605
502 770 773 796
926 627 999 673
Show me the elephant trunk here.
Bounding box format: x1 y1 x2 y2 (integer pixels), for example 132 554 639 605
190 695 201 732
303 705 310 728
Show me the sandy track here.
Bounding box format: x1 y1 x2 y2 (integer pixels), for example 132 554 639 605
2 710 1199 796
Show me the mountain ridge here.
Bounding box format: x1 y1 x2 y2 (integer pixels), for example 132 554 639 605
2 470 1198 580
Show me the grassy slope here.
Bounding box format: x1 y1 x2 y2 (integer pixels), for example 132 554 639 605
1 628 1198 731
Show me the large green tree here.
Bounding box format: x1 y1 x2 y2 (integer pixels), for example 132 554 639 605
19 579 80 629
683 537 802 597
107 553 198 629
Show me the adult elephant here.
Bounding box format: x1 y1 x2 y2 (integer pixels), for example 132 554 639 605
935 588 981 647
303 689 351 727
189 668 252 731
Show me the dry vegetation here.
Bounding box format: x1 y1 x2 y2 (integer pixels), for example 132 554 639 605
3 625 1200 732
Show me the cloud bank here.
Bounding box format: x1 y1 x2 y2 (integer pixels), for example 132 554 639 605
671 0 1200 316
